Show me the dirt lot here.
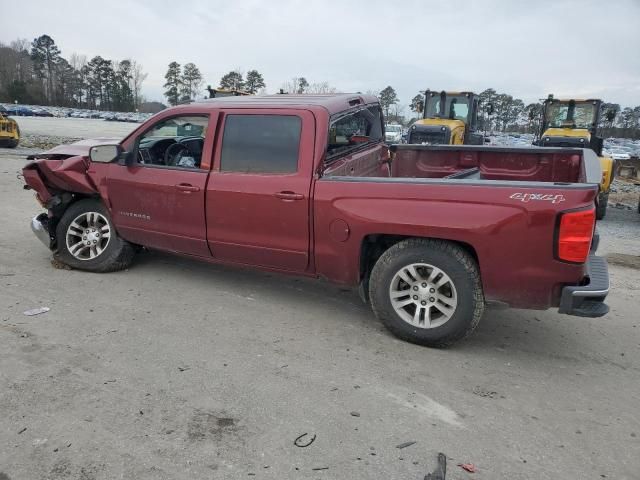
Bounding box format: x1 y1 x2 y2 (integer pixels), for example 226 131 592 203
1 124 639 479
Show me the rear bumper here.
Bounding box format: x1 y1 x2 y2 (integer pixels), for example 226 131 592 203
31 213 53 249
558 254 609 318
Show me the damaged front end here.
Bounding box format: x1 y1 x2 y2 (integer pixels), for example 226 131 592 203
22 139 110 250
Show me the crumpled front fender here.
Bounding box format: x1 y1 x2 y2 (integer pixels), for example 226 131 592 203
24 156 98 195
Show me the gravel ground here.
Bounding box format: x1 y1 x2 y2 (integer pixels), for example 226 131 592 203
12 116 138 140
609 178 640 211
0 120 639 479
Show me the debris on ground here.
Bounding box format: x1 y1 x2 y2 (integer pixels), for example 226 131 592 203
311 467 329 471
473 386 498 398
458 462 477 473
18 427 27 434
425 453 447 480
23 307 50 316
50 258 73 270
294 432 316 447
178 366 190 372
396 441 416 449
350 411 360 417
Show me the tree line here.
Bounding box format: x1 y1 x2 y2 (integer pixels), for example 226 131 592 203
0 35 148 112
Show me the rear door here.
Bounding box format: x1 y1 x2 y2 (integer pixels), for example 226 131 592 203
206 109 315 272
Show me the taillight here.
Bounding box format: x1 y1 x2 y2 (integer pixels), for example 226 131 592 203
556 208 595 263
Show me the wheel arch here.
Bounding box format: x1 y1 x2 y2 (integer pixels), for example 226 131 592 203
46 192 105 251
358 234 480 302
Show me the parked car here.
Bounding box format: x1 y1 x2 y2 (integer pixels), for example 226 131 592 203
609 149 631 161
22 94 609 347
384 123 403 143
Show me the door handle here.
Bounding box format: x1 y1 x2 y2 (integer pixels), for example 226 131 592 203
175 183 200 193
275 191 304 201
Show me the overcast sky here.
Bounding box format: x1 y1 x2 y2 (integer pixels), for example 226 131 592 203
3 0 640 107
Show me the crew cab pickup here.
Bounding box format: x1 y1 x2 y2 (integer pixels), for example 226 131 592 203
22 94 610 347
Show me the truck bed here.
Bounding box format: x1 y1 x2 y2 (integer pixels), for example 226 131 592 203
324 144 602 186
316 144 602 310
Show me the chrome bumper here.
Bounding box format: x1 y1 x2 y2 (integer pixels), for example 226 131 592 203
31 213 52 248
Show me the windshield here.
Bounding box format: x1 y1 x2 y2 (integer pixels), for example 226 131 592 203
327 106 383 159
424 93 470 122
545 102 596 129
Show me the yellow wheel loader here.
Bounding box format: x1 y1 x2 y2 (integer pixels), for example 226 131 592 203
407 90 484 145
0 112 20 148
206 86 250 98
535 95 614 220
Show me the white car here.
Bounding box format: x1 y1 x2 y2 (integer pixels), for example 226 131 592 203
385 124 403 143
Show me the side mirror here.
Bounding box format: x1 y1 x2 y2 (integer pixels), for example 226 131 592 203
89 144 121 163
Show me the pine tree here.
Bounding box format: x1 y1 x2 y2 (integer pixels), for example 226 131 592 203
181 62 203 101
163 61 182 106
378 86 398 119
410 94 424 117
245 69 265 94
30 34 61 104
219 70 245 91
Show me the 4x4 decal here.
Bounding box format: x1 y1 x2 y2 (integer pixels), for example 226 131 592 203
510 192 566 204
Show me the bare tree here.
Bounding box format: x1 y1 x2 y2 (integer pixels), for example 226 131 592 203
306 81 337 94
131 60 148 109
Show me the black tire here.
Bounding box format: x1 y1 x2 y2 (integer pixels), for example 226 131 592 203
7 138 19 148
596 192 608 220
55 198 135 272
369 238 484 347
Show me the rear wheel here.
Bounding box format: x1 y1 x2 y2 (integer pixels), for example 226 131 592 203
596 191 609 220
55 199 134 272
7 138 19 148
369 238 484 347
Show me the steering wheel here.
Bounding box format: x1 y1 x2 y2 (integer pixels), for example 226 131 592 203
164 142 190 166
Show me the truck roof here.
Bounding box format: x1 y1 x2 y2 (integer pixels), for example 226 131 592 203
194 93 379 115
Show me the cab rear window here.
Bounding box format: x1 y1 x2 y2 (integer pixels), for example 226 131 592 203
327 106 383 160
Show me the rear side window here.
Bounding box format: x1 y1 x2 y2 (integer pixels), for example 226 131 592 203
220 115 302 173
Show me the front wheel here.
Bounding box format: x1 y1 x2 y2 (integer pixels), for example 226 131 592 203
55 199 135 272
369 238 484 347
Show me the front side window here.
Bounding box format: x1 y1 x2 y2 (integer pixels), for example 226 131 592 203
327 106 383 159
220 115 302 173
136 115 208 169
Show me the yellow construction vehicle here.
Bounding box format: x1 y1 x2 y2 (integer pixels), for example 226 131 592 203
407 90 484 145
535 95 614 219
206 86 250 98
0 111 20 148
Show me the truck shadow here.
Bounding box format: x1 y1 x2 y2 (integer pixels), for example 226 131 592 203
128 249 622 367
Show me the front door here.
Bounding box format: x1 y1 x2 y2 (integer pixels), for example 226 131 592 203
107 113 213 256
206 110 314 272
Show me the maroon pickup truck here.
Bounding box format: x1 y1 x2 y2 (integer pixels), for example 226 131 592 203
22 94 609 347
